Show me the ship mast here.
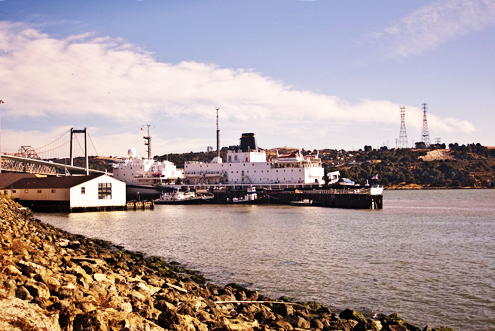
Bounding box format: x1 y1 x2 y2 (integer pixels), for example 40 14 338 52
216 108 220 159
142 125 152 160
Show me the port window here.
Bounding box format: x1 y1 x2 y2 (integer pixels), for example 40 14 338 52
81 187 85 194
51 190 56 193
98 183 112 199
37 190 42 193
24 190 28 193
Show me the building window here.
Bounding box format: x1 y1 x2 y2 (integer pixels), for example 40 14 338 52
24 190 28 193
98 183 112 199
37 190 42 194
51 190 56 193
12 190 16 193
81 187 85 194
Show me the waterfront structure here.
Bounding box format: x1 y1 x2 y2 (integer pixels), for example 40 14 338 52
0 173 39 197
184 133 325 186
8 174 126 212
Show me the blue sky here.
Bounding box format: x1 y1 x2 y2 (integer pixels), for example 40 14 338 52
0 0 494 158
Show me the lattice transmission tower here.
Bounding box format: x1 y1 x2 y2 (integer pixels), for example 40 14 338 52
398 106 408 149
421 103 430 148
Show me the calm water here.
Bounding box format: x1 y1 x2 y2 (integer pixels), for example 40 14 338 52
37 189 495 331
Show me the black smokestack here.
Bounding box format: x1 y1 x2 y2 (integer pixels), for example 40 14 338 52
240 133 257 152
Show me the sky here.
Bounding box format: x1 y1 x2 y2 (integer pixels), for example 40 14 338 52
0 0 494 158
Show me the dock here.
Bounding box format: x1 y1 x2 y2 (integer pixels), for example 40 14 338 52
151 184 383 209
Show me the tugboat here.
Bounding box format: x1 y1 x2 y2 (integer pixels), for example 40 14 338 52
229 186 259 204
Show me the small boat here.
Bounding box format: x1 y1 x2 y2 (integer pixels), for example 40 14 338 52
155 189 214 204
290 199 313 206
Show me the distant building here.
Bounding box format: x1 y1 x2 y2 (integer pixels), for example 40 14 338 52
8 174 126 212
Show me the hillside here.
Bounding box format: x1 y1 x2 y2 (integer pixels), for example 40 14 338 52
324 143 495 189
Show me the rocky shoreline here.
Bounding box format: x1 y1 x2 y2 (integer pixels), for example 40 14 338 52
0 198 454 331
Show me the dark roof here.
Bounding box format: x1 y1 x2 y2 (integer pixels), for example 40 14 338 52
11 175 105 189
0 173 39 189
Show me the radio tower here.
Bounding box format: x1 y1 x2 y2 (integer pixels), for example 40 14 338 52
398 106 408 148
421 103 430 148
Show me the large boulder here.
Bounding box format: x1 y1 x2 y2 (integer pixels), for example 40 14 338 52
0 290 61 331
339 308 367 323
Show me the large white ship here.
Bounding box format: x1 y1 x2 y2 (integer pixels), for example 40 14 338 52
183 133 328 187
112 126 185 193
112 149 185 193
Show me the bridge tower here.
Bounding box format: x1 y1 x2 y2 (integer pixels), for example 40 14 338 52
398 107 409 149
421 103 431 148
70 128 89 175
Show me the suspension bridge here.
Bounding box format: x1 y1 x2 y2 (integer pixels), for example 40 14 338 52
0 128 109 176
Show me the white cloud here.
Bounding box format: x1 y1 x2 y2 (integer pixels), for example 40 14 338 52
372 0 495 57
0 21 475 155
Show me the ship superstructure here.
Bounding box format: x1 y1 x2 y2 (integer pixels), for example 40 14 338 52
112 148 184 191
184 133 325 186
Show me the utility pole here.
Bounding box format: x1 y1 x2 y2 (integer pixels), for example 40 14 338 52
142 125 152 160
0 99 4 173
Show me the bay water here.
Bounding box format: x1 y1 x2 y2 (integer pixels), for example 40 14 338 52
37 189 495 330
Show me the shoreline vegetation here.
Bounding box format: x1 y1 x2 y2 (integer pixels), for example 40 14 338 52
1 198 455 331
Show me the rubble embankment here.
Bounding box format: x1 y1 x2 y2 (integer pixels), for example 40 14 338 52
0 198 454 331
